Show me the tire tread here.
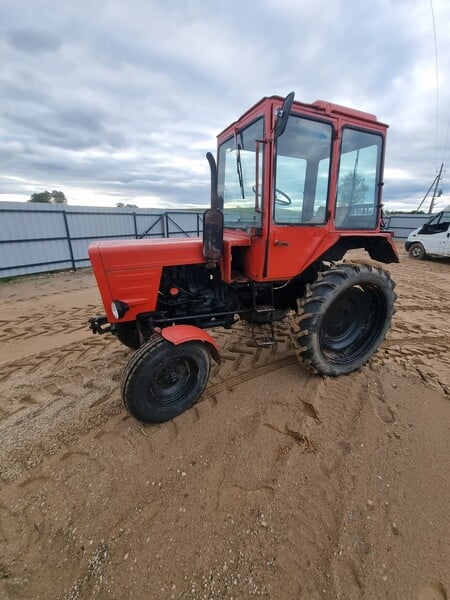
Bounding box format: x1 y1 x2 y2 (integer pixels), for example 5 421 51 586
289 262 397 376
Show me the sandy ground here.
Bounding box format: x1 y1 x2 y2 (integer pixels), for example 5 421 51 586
0 246 449 600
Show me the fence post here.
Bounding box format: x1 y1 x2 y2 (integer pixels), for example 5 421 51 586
62 210 76 270
164 212 169 238
133 212 138 238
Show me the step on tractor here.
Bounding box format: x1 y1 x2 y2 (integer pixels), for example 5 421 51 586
88 92 398 424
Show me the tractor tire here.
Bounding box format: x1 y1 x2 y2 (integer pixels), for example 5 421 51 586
122 335 211 423
113 322 140 350
408 242 425 260
289 263 396 376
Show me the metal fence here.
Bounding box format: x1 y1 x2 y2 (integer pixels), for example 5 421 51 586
0 201 433 279
0 202 203 278
383 213 429 239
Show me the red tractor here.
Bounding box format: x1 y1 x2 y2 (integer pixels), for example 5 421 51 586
88 92 398 423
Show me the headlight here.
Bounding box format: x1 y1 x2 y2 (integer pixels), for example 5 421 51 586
111 300 129 319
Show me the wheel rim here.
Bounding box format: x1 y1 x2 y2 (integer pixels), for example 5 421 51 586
319 284 387 365
411 246 421 257
149 356 199 407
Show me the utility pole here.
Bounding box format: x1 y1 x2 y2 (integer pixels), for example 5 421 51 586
428 162 444 214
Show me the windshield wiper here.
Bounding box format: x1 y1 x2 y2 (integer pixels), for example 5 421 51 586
236 142 245 199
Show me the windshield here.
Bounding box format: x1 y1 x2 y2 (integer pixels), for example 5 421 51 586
217 118 264 229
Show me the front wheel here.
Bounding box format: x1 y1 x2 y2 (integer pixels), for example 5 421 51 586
122 336 211 423
289 263 396 376
408 242 425 260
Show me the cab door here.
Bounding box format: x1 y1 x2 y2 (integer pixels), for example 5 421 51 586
266 114 335 279
444 225 450 256
425 227 448 255
420 211 450 256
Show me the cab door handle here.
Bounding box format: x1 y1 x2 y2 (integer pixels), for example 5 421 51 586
274 240 289 247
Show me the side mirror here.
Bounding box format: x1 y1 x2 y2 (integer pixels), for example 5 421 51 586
273 91 295 138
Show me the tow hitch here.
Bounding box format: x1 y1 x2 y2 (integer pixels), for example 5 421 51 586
88 315 112 335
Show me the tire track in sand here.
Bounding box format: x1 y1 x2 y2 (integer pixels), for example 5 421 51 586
0 321 296 483
1 255 450 598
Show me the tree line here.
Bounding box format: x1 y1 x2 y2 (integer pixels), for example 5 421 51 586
28 190 67 204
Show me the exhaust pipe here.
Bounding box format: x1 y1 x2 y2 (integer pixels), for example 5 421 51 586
206 152 221 210
203 152 223 266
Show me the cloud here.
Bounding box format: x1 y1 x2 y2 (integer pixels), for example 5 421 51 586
0 0 449 212
6 28 62 54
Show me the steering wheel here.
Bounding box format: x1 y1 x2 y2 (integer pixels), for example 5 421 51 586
275 188 292 206
251 186 292 206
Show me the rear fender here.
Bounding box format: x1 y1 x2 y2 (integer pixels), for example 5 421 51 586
160 325 220 363
364 235 399 263
320 234 399 265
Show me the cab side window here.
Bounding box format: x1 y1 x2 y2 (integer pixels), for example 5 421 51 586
421 211 450 234
335 129 383 230
441 212 450 230
274 116 332 225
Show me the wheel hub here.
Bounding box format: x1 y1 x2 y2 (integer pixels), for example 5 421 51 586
157 359 190 392
161 368 180 386
320 283 385 364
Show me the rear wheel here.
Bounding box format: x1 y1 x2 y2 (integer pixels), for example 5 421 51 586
408 242 425 260
289 263 396 376
122 336 211 423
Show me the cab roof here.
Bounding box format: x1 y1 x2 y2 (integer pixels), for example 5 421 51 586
219 94 387 138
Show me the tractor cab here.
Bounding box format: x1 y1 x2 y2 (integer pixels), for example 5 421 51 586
204 93 397 283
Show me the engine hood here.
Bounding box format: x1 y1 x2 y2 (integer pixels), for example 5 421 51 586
89 237 205 271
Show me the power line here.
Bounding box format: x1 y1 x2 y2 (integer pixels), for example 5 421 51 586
442 117 450 167
429 0 439 170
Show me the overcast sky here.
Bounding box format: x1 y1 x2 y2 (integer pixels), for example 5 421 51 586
1 0 450 212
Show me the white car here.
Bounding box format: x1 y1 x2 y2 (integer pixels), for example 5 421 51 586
405 209 450 259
